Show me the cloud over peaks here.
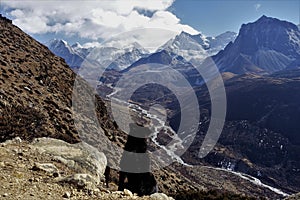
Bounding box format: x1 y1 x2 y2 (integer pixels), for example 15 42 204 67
2 0 198 49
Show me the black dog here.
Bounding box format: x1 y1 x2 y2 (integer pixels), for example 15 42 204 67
118 123 157 196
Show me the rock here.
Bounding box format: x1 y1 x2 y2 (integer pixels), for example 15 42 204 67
56 173 97 190
124 189 133 197
2 137 22 146
3 193 8 197
63 191 71 198
13 137 22 143
150 193 174 200
53 156 75 168
93 188 100 193
32 163 59 176
30 138 107 184
112 191 123 195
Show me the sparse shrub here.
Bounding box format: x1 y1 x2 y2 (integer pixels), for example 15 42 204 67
0 104 46 142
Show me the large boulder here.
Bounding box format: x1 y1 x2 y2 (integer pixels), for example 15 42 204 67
30 137 107 184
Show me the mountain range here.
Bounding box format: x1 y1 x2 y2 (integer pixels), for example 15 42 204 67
47 39 149 72
46 31 237 72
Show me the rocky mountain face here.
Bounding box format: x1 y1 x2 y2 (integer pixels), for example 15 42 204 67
213 15 300 74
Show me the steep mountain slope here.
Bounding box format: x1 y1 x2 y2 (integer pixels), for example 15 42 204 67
221 71 300 192
213 15 300 74
0 15 125 148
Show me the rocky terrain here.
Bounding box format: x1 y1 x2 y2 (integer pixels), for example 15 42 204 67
0 137 176 200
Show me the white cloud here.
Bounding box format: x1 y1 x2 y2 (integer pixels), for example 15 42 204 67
254 3 261 11
2 0 199 50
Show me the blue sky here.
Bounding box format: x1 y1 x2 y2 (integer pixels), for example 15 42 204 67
170 0 300 36
0 0 299 48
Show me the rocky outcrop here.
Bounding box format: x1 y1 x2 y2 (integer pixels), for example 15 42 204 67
30 137 107 185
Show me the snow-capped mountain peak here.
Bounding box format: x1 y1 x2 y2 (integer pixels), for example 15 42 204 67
46 39 149 71
158 31 237 65
47 39 73 53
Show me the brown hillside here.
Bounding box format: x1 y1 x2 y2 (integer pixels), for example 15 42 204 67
0 15 121 144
